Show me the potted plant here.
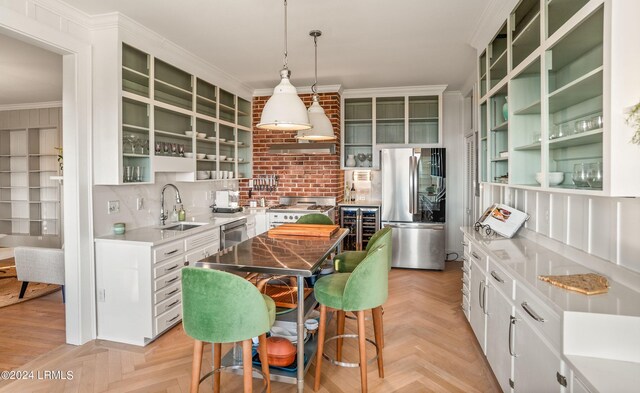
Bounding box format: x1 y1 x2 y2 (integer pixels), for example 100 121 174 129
627 101 640 145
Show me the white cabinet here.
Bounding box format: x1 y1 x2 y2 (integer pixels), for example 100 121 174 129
477 0 640 196
469 257 488 352
95 227 219 345
341 86 446 169
512 309 563 393
254 211 268 236
486 283 515 393
92 28 253 185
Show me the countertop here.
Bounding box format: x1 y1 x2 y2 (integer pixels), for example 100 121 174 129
338 199 382 208
461 227 640 318
95 211 253 246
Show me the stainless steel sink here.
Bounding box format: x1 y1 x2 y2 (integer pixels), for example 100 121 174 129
162 223 204 231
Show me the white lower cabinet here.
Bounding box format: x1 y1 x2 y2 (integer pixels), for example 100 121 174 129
486 283 514 393
512 309 563 392
255 212 268 235
470 257 488 352
95 227 219 345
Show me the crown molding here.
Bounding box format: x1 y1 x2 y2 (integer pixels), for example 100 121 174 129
342 85 448 98
33 0 93 30
469 0 520 52
253 84 343 97
0 101 62 111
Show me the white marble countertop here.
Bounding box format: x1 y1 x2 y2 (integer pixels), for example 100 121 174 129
95 211 251 246
338 199 382 208
461 227 640 318
565 355 639 393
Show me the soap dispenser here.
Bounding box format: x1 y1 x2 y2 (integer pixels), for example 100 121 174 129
170 205 178 223
178 205 186 222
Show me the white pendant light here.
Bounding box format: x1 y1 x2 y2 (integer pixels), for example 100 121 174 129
257 0 311 131
297 30 336 141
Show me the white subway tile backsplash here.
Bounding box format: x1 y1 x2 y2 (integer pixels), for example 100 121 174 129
481 184 640 274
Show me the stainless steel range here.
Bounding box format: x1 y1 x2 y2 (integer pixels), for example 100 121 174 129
268 196 336 228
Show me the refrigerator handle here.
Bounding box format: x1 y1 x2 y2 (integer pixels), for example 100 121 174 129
412 155 419 214
408 155 415 214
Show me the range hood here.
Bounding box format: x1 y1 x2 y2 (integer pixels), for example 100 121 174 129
268 142 336 155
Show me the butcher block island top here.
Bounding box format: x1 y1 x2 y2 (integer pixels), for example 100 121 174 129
196 228 349 277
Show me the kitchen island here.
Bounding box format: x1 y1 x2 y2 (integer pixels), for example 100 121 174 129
195 228 349 393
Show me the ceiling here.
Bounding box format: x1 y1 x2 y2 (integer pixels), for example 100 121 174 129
62 0 491 91
0 34 62 106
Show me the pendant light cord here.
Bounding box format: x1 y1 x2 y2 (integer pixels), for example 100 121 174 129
312 33 318 95
283 0 288 69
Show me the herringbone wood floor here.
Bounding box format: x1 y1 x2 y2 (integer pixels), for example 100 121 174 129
0 262 500 392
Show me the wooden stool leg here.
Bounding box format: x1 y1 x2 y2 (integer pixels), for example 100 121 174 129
314 304 327 391
190 340 204 393
380 306 385 348
258 333 271 393
242 339 253 393
372 306 384 378
213 343 221 393
357 310 368 393
336 310 345 362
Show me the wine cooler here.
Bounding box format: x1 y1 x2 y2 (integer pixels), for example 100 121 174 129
339 206 380 251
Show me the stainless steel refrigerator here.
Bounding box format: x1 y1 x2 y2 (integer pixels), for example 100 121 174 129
381 148 445 270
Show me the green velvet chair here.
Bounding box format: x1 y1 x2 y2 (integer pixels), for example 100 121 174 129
182 267 276 393
313 244 389 392
295 213 334 225
333 226 392 273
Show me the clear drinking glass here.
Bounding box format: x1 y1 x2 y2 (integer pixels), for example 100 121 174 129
572 163 589 187
124 166 133 182
155 142 161 156
162 142 170 155
590 115 603 130
575 119 590 134
559 122 573 137
587 162 603 189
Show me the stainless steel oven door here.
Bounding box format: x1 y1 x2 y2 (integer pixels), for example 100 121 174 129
220 218 248 249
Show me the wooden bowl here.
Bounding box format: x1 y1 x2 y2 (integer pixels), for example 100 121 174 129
259 336 296 367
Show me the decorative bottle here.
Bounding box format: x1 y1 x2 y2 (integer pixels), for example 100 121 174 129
350 183 356 202
346 155 356 167
502 97 509 122
178 205 186 221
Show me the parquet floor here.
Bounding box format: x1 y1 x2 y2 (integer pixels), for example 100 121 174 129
0 262 500 392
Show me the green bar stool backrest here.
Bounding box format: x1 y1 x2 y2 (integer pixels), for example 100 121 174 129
365 226 392 253
342 244 389 311
296 214 334 225
182 267 272 344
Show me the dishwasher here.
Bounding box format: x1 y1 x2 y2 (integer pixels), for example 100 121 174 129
220 218 248 249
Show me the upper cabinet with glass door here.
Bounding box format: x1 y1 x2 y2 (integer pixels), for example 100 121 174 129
476 0 640 196
341 87 446 170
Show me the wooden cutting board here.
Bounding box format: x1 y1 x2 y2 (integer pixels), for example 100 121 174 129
268 224 339 238
538 273 609 295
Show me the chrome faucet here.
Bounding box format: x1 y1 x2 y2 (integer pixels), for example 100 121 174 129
160 183 182 226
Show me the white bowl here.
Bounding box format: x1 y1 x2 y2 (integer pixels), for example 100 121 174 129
238 158 245 162
548 172 564 185
183 152 194 158
218 155 227 161
185 131 194 137
227 157 234 162
196 153 206 159
219 138 226 142
238 141 245 146
207 136 216 141
196 171 210 180
197 132 206 139
206 154 216 160
535 172 564 186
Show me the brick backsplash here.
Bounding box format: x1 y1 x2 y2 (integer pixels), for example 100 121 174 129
239 92 344 204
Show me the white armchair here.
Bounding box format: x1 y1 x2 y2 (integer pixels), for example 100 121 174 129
14 247 65 302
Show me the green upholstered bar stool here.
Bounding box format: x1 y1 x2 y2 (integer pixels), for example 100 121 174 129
333 227 392 356
182 267 276 393
333 226 392 273
295 213 334 225
313 244 389 393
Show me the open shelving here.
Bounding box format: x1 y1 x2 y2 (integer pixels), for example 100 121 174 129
488 22 508 90
476 0 626 195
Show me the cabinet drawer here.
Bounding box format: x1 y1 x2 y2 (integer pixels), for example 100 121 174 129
185 229 219 251
469 246 488 271
154 281 181 304
184 244 219 266
515 283 561 349
155 306 182 335
154 269 181 292
462 236 470 256
154 292 181 317
154 256 184 279
153 240 184 264
487 259 514 299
